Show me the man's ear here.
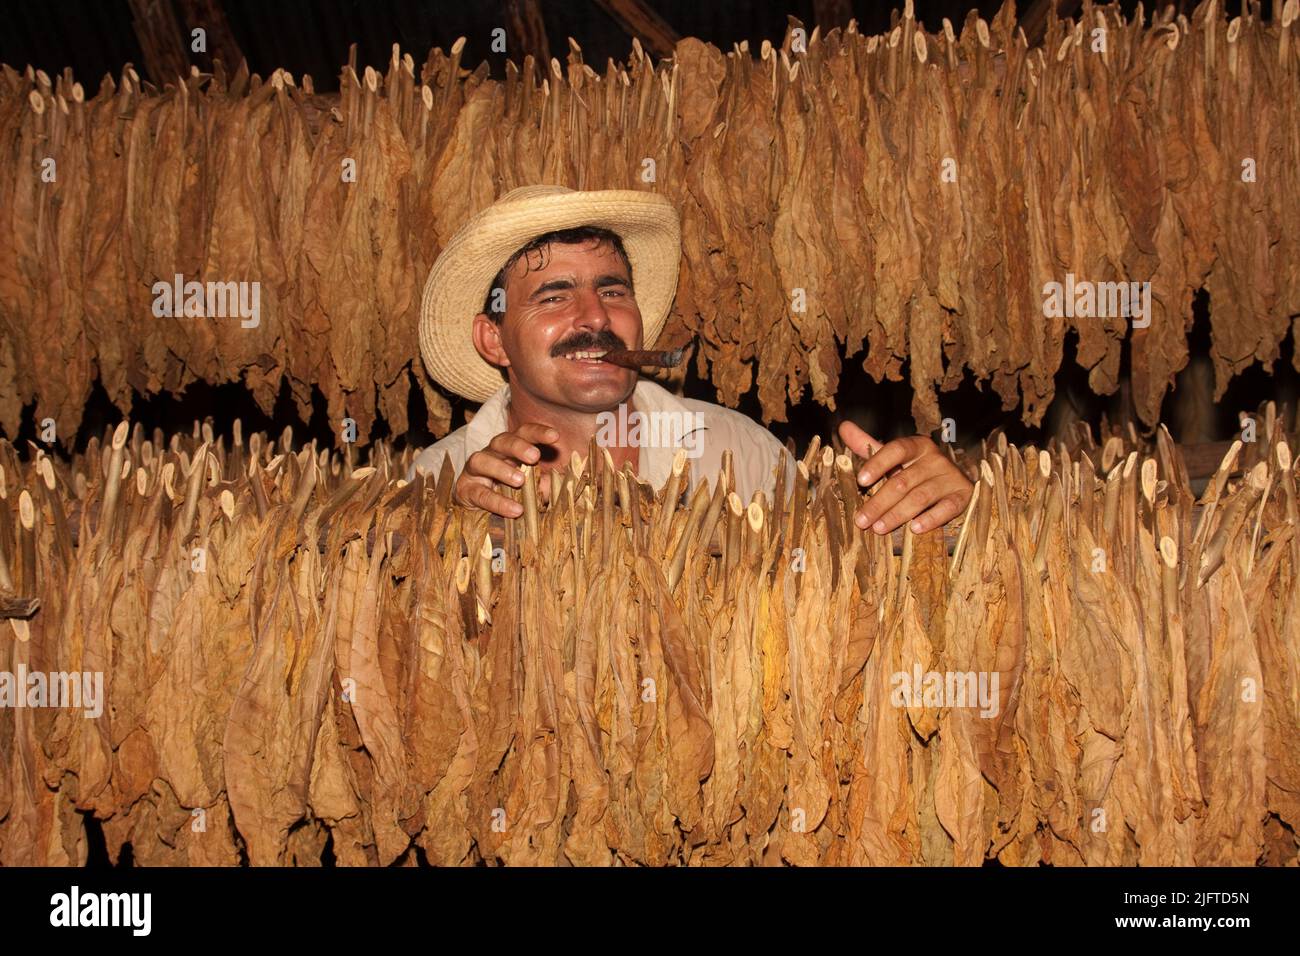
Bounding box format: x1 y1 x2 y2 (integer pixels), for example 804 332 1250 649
471 313 510 368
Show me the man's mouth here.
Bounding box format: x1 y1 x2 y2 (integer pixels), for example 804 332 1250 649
560 349 611 364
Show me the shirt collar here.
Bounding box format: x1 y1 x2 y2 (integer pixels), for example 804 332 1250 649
464 383 513 452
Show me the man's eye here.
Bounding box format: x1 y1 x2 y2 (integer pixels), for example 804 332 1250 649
541 295 564 303
602 288 627 297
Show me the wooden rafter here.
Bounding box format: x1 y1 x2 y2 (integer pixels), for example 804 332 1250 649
176 0 246 73
1020 0 1083 47
591 0 680 58
126 0 190 87
505 0 551 77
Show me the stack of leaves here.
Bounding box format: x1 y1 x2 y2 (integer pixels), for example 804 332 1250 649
1 0 1298 445
0 401 1296 865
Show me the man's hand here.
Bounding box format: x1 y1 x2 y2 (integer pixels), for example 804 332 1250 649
838 421 974 535
453 423 559 519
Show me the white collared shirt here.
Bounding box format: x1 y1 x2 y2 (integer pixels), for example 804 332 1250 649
408 379 794 504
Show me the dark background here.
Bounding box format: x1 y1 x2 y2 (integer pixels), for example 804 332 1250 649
4 1 1066 90
1 0 1289 456
4 1 1264 91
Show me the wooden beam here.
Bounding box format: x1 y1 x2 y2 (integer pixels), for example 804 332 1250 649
126 0 190 87
1021 0 1082 47
176 0 246 74
504 0 551 78
592 0 680 58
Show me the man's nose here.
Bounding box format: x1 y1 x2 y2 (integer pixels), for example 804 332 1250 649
572 288 612 332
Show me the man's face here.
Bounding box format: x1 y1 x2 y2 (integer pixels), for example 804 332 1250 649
475 238 641 413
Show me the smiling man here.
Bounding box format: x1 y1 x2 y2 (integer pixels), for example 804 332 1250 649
412 185 974 536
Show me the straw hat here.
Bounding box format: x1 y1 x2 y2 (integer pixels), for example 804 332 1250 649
419 185 682 403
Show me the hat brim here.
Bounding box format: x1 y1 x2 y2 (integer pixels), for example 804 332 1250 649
419 188 681 404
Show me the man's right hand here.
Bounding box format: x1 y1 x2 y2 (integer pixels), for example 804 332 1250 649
452 423 559 519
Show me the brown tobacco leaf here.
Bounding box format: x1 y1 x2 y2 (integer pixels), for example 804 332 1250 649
307 679 370 862
493 542 565 865
0 640 42 864
1193 566 1266 865
2 12 1297 439
404 532 477 858
335 527 409 864
464 534 522 864
222 574 306 864
1258 538 1300 848
559 569 610 866
4 395 1300 865
638 554 715 838
592 564 634 860
672 38 725 143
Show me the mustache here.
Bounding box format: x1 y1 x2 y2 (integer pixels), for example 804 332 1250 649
550 329 627 357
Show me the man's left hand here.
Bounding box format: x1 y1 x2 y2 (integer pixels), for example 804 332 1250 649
837 421 975 535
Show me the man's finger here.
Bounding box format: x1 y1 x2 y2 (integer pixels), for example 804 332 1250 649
864 476 950 535
487 433 543 466
857 436 926 485
838 420 882 458
488 422 560 465
465 450 526 487
463 480 523 519
513 422 560 446
908 492 968 534
854 456 944 529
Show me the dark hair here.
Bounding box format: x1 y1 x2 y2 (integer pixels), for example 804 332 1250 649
480 226 633 324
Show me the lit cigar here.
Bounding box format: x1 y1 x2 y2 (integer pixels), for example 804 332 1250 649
599 347 685 369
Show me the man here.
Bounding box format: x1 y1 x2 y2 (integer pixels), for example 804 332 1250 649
413 185 973 536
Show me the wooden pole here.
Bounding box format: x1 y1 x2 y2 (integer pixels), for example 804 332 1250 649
591 0 680 58
126 0 190 87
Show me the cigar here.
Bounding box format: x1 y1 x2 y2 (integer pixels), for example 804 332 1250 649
599 347 685 369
